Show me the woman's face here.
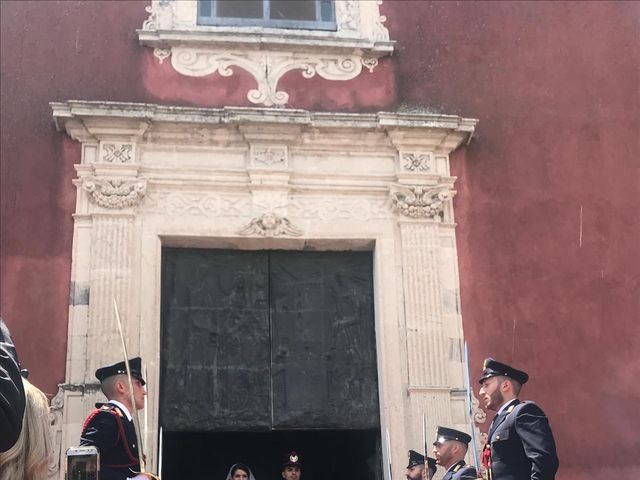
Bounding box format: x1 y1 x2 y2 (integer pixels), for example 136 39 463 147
233 468 249 480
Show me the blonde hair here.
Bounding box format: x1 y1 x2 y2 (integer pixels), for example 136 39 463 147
0 379 52 480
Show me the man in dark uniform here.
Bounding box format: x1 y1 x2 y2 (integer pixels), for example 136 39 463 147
281 451 302 480
406 450 436 480
432 426 477 480
80 357 147 480
478 358 559 480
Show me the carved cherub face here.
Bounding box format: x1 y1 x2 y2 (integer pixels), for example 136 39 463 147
260 213 279 230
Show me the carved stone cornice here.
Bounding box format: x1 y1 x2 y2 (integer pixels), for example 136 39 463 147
238 212 303 237
51 102 478 154
82 177 148 209
390 184 456 220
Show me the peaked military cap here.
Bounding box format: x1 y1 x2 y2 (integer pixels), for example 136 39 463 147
95 356 145 386
407 450 424 468
282 450 302 468
433 426 472 445
478 357 528 385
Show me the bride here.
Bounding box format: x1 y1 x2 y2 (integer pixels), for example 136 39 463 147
225 463 256 480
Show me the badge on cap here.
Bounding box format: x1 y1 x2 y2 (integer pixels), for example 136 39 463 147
290 454 298 463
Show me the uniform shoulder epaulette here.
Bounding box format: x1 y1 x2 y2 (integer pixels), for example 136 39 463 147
96 403 124 417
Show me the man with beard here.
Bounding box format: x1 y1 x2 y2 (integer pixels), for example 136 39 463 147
478 358 558 480
432 426 477 480
406 450 436 480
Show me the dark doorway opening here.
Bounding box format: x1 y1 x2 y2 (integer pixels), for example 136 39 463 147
161 429 382 480
160 249 381 478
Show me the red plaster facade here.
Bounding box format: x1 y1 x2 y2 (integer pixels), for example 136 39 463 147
1 1 638 478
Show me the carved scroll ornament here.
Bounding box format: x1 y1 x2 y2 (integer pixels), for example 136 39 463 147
238 212 302 237
83 178 147 209
390 185 455 220
163 48 376 107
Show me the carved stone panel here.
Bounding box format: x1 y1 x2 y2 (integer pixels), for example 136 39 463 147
400 152 433 172
250 145 288 168
99 142 134 163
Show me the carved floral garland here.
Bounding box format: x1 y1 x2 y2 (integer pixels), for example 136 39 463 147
83 178 147 209
390 185 455 220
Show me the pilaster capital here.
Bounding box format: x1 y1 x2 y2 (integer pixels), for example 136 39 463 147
390 184 456 221
82 177 148 209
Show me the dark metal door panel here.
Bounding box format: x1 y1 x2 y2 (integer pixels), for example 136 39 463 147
270 251 379 429
161 249 271 431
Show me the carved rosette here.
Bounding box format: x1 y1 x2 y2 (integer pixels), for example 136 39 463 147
83 178 147 209
390 185 455 220
100 142 133 163
401 152 432 172
251 146 287 168
238 213 303 237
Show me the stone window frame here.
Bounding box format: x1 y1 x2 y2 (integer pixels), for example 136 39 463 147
138 0 395 106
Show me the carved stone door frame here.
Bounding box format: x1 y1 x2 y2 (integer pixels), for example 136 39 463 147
50 101 482 479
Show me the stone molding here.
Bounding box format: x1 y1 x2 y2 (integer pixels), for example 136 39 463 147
82 177 147 209
51 101 477 147
390 184 456 220
137 0 394 106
